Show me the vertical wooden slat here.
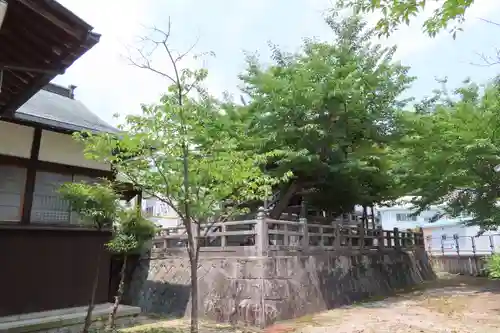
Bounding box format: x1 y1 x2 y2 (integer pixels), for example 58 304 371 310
393 227 400 250
283 222 289 246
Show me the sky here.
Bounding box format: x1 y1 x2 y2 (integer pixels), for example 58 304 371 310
54 0 500 126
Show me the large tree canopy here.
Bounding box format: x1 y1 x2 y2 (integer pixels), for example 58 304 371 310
337 0 476 37
240 14 414 217
391 77 500 230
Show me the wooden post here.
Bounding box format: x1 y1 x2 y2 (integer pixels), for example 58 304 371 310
255 207 268 256
377 226 384 250
319 226 324 247
334 225 342 249
283 223 289 246
221 223 227 247
359 220 365 250
347 227 353 250
370 205 376 229
490 235 495 254
393 227 400 250
301 217 309 249
300 199 309 249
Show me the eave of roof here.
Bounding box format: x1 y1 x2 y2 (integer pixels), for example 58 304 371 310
0 0 100 117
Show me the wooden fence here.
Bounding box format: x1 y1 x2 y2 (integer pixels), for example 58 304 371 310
151 209 424 255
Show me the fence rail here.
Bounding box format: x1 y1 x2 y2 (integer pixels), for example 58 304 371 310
426 234 500 256
152 208 424 254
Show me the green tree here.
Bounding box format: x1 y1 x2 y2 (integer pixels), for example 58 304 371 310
58 181 120 333
391 77 500 230
240 13 413 218
105 208 157 330
337 0 475 37
73 23 288 333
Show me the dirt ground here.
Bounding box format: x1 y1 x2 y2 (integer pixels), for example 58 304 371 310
285 273 500 333
124 273 500 333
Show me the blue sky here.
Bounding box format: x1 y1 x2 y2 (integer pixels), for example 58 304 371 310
55 0 500 126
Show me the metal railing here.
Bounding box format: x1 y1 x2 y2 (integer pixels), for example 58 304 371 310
426 234 500 256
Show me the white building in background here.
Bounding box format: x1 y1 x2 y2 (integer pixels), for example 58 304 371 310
422 217 500 255
376 196 443 231
142 197 182 228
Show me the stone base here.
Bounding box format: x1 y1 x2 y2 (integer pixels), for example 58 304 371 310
127 249 435 327
0 303 141 333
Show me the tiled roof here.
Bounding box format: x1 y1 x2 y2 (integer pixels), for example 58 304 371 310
13 86 118 134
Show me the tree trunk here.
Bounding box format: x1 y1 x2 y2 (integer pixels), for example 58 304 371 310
269 181 299 219
362 205 368 229
188 245 200 333
82 248 103 333
370 205 376 229
107 255 128 330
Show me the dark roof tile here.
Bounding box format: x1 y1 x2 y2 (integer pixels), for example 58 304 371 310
14 88 118 134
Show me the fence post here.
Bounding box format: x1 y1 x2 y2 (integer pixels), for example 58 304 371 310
347 227 353 250
283 223 289 246
471 236 478 275
334 225 342 249
377 226 384 251
393 227 400 250
359 221 365 250
490 235 495 254
441 236 445 255
220 223 227 248
255 207 268 256
301 217 309 250
453 234 460 256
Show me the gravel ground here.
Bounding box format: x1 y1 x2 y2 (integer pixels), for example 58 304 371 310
289 274 500 333
123 274 500 333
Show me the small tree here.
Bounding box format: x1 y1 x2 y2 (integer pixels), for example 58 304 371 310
106 208 157 330
71 21 289 333
58 181 120 333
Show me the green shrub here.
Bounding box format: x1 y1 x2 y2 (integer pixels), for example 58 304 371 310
485 254 500 279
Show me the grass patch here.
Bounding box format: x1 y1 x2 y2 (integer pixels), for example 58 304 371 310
120 319 258 333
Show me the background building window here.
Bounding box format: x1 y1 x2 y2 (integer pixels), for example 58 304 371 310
0 165 27 222
396 213 417 222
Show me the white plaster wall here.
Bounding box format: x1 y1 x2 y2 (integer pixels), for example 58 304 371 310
142 198 182 228
38 130 110 171
0 121 34 158
379 208 440 230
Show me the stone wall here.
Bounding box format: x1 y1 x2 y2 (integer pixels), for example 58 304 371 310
126 248 434 327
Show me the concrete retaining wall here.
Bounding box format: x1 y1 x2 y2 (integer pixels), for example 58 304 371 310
430 255 487 276
126 249 434 327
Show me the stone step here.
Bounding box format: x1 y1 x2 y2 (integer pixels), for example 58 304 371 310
0 303 140 333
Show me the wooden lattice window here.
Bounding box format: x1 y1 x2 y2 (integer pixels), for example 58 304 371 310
31 171 100 225
0 165 27 222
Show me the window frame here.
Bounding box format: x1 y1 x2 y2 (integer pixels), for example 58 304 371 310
395 213 418 222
